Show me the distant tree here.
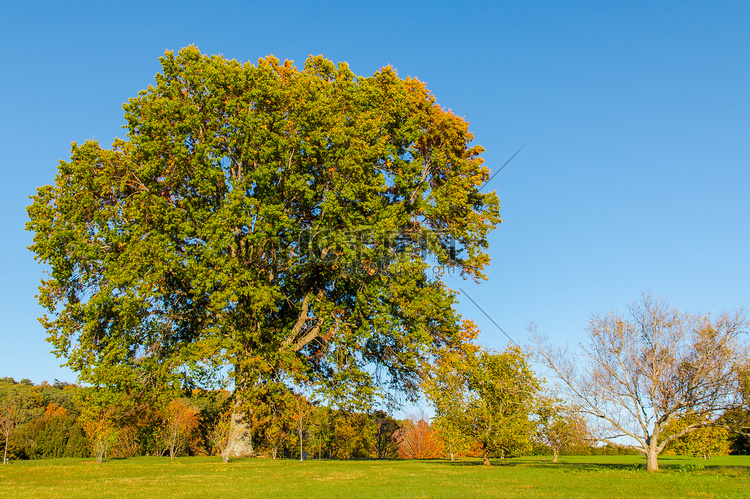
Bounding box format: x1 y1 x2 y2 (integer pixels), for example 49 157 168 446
12 403 89 459
75 378 174 462
330 410 373 459
263 391 294 460
208 408 232 460
1 395 22 464
34 381 81 416
531 293 749 471
190 388 231 456
664 413 731 459
307 406 334 460
80 412 119 464
723 365 750 454
372 410 400 459
431 416 469 462
725 413 750 455
423 321 476 463
265 421 290 460
397 411 442 459
425 336 539 465
107 425 142 458
160 399 200 459
535 397 590 463
290 393 313 462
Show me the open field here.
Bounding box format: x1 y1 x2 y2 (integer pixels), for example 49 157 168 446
1 455 749 498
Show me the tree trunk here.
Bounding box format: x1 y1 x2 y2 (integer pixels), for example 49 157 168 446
646 445 659 472
225 397 254 459
552 448 558 463
95 438 105 464
450 451 455 462
3 435 8 464
482 451 490 466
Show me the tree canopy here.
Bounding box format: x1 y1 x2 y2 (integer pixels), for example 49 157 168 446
27 47 500 456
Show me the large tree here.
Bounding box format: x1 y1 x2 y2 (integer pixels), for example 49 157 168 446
531 293 749 471
27 47 500 457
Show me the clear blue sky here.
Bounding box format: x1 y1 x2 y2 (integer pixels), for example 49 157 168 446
1 0 748 385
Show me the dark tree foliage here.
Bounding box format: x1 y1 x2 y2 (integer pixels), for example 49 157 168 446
372 409 400 459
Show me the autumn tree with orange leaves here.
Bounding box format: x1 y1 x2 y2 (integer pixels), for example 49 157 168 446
397 411 443 459
160 399 200 459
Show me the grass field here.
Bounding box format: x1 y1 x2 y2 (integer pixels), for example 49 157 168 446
1 455 749 498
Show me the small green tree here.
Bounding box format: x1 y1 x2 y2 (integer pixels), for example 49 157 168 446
290 393 313 462
431 416 469 461
208 407 232 460
307 405 334 460
265 416 291 460
77 388 132 463
262 390 294 460
664 413 731 459
425 328 539 465
423 321 476 463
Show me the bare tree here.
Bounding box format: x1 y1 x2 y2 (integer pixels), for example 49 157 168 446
531 292 748 471
0 397 20 465
291 394 312 463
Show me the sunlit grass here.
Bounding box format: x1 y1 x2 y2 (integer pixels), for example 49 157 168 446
1 454 749 498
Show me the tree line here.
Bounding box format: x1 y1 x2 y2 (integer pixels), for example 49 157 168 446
4 315 749 465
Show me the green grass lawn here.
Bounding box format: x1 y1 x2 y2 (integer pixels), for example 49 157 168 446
1 454 749 498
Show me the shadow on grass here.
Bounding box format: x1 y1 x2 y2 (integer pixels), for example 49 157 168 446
436 457 750 473
438 459 631 470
